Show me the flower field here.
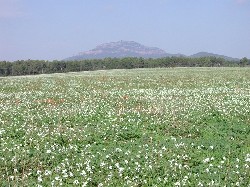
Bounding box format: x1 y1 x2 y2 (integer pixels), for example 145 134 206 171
0 67 250 186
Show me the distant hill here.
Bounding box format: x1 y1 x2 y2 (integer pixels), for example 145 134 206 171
64 41 239 61
64 41 182 60
190 52 239 61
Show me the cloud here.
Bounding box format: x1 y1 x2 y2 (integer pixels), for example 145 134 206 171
0 0 23 19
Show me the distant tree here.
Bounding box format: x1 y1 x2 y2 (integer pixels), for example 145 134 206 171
0 61 12 76
0 56 241 77
49 60 66 73
240 57 248 67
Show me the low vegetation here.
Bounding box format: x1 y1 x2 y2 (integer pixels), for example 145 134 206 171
0 67 249 186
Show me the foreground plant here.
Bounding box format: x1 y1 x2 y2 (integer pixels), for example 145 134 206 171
0 67 250 186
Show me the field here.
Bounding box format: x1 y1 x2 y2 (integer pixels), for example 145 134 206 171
0 67 250 186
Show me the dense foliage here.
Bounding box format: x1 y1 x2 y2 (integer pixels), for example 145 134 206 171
1 56 248 76
0 68 250 186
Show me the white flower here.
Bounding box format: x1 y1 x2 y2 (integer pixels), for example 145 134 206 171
115 163 120 168
115 148 122 152
62 169 67 174
80 170 86 176
174 181 181 186
119 167 124 173
38 175 42 182
46 149 51 154
44 170 51 176
100 162 105 167
37 170 42 175
82 181 88 187
198 182 203 186
98 183 103 187
73 180 79 185
203 158 210 163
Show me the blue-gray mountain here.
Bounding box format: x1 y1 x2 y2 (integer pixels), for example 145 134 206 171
64 41 239 61
190 52 239 61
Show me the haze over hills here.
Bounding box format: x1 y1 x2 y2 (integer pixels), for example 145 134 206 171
65 41 239 61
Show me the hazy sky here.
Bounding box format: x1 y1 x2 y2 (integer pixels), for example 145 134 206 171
0 0 250 61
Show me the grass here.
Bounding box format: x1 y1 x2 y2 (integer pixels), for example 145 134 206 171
0 67 250 186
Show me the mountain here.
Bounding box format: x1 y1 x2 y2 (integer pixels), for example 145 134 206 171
65 41 182 60
64 41 239 61
190 52 239 61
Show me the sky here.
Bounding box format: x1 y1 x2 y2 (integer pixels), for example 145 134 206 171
0 0 250 61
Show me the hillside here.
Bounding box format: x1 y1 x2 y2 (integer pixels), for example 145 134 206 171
65 41 181 60
190 52 239 61
65 41 239 61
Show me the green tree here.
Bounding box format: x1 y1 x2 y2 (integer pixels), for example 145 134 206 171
240 57 248 67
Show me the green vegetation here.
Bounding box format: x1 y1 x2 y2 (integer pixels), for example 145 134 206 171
0 67 250 186
1 56 249 77
240 57 249 67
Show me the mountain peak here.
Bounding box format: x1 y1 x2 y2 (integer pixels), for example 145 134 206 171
64 41 238 61
96 41 145 48
66 41 170 60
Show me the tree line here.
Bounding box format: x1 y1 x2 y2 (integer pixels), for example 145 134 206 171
0 56 249 76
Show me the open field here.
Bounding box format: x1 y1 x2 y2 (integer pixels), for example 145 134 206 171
0 67 250 186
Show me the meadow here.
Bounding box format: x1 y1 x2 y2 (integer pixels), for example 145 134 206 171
0 67 249 186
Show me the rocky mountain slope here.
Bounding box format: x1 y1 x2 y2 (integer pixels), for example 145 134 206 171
65 41 238 61
65 41 181 60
